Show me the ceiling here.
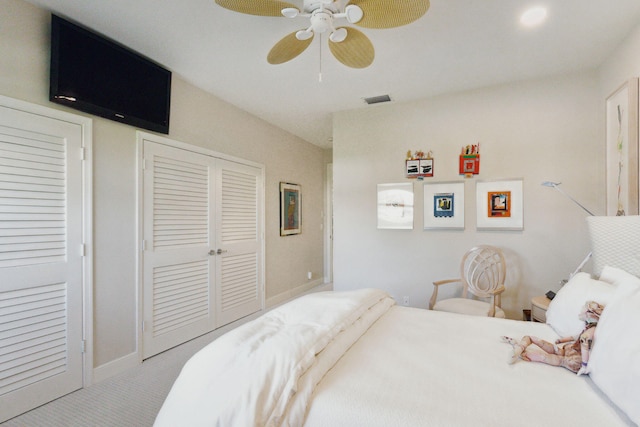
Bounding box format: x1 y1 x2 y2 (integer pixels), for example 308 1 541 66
25 0 640 148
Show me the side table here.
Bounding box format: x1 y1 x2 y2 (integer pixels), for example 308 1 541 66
531 295 551 322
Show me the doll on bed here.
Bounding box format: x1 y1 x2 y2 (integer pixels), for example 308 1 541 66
502 300 604 374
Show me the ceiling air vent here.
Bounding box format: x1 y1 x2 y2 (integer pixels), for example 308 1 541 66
364 94 392 105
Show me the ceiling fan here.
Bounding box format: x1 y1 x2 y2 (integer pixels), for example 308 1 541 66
214 0 430 68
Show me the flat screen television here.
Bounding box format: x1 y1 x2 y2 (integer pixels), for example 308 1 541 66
50 15 171 134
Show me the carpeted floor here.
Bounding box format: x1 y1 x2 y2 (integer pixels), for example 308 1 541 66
1 311 264 427
3 284 332 426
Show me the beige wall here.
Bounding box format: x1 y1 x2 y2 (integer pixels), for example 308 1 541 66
329 19 640 318
1 0 326 371
600 24 640 98
332 72 603 319
4 0 640 373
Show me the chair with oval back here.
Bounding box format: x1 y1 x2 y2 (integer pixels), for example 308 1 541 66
429 245 506 318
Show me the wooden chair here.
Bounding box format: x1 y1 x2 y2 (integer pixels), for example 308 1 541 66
429 245 506 318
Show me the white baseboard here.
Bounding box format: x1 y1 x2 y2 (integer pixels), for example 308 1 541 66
266 280 332 308
92 352 139 384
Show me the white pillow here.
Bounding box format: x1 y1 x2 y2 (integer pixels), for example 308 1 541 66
599 264 640 288
544 272 615 338
587 268 640 425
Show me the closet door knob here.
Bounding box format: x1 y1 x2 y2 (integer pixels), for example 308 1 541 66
216 249 227 255
208 250 216 256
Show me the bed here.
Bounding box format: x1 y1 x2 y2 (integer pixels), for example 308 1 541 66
154 267 640 426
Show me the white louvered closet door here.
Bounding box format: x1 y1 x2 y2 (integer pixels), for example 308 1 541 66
215 159 263 327
0 103 85 422
142 141 216 359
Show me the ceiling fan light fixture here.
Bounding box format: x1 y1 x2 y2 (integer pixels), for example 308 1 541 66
329 28 347 43
296 29 314 41
310 11 332 33
281 7 299 18
344 5 363 24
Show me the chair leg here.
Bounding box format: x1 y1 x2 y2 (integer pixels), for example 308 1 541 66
429 286 438 310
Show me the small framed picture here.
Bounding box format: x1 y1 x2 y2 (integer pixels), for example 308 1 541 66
280 182 301 236
423 181 465 230
488 191 511 217
405 159 420 178
476 179 523 230
406 158 434 178
434 193 454 217
420 159 434 177
459 155 480 175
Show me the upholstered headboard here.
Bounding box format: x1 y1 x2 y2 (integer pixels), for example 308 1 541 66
586 216 640 277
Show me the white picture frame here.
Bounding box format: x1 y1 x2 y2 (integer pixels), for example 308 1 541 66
423 181 465 230
476 179 524 231
377 183 414 230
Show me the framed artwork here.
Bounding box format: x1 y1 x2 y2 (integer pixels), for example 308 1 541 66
377 183 414 229
280 182 301 236
459 143 480 176
405 159 420 178
420 158 434 177
423 181 465 230
459 155 480 176
488 191 511 217
606 79 639 216
405 158 434 178
476 179 523 230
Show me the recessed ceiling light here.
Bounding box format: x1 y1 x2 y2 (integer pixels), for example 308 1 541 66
520 6 547 28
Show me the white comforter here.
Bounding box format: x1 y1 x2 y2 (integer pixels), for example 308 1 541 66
155 289 633 427
306 305 633 427
154 289 394 427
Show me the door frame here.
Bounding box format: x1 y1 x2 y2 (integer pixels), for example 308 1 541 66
324 163 333 283
135 132 265 362
0 94 94 386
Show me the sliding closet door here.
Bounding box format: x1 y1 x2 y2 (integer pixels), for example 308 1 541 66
0 101 87 422
142 141 216 359
215 159 263 327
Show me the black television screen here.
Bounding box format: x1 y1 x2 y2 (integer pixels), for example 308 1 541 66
50 15 171 134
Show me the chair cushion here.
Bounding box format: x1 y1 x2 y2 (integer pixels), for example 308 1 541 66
433 298 505 318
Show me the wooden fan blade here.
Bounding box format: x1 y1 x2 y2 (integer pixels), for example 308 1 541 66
215 0 297 17
268 32 314 64
348 0 430 29
328 27 374 68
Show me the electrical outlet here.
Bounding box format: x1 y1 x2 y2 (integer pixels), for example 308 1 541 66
307 271 312 280
403 296 409 306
